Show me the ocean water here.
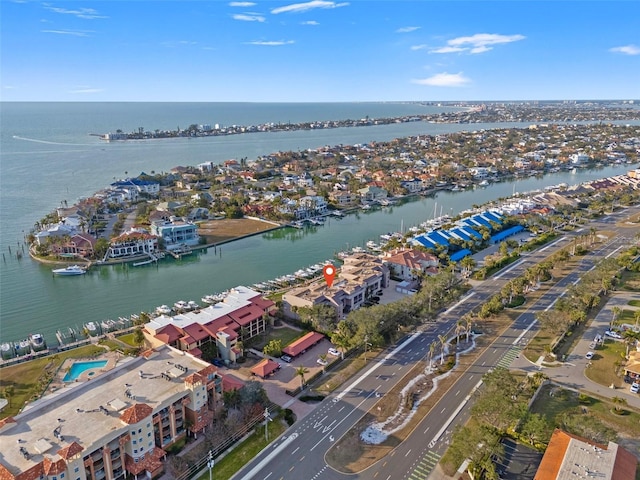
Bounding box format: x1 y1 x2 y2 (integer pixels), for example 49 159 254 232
0 102 637 345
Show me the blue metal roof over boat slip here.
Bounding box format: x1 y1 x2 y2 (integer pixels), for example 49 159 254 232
490 225 525 243
449 228 472 241
450 248 472 262
414 235 438 248
470 215 492 229
461 226 482 239
427 231 450 246
482 211 503 223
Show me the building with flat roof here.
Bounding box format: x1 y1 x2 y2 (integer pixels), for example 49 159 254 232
145 287 275 363
0 345 240 480
534 429 637 480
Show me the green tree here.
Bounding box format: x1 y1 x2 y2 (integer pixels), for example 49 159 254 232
295 366 309 389
133 327 145 347
448 424 504 480
263 339 283 357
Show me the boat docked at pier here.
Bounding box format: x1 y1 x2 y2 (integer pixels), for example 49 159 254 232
52 265 87 276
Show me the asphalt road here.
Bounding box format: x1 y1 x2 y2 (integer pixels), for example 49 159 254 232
232 207 639 480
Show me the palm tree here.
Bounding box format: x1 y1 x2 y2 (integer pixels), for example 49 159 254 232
464 315 473 343
611 396 627 414
455 321 465 343
622 330 640 357
295 366 309 389
438 334 448 365
428 341 437 370
611 306 621 329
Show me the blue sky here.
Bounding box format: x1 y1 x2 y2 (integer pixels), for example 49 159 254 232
1 1 639 102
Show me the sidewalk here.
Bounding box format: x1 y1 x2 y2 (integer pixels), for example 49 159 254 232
510 292 640 410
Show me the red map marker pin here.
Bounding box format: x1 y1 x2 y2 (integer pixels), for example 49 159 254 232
323 264 336 288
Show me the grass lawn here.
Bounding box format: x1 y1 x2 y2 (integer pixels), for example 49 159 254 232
584 339 627 388
629 300 640 307
0 345 105 418
196 420 286 480
249 325 301 351
620 270 640 292
616 308 638 325
117 332 139 347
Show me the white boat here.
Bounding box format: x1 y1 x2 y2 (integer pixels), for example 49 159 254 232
187 300 199 310
52 265 87 276
84 322 100 336
15 339 31 356
156 305 172 315
29 333 46 351
1 342 14 359
174 300 188 311
478 179 490 187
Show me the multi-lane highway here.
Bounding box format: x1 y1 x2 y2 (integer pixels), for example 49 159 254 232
232 207 639 480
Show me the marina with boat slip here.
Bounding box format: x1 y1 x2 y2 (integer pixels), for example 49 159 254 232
2 167 638 358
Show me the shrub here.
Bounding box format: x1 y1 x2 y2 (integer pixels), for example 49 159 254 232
283 408 296 426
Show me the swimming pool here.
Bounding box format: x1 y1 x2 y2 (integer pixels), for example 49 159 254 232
63 360 108 382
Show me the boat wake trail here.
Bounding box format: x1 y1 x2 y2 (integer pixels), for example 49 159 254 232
12 135 95 146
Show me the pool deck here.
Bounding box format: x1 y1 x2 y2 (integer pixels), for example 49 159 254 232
49 351 119 393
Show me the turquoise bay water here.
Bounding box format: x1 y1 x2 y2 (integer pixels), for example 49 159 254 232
63 360 108 382
0 102 637 345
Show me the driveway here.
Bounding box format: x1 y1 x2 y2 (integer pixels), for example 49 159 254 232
510 292 640 410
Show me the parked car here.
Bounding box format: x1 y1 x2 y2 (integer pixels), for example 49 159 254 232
585 351 594 360
212 358 225 367
280 355 292 363
631 383 640 394
328 348 340 357
316 358 328 366
605 330 622 339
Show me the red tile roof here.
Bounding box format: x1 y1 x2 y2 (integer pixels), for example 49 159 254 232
42 458 66 476
251 359 279 378
57 441 84 459
153 324 184 344
183 323 210 342
119 403 153 424
282 332 325 357
228 304 264 327
249 295 275 311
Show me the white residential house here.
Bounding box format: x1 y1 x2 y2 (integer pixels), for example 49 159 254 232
150 217 199 249
106 229 159 259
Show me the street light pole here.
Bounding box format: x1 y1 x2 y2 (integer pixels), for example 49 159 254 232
264 407 271 442
207 450 214 480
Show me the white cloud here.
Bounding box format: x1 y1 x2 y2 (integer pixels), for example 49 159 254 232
271 1 348 14
69 87 104 94
229 1 256 6
396 26 420 33
430 33 525 54
43 4 107 19
301 20 319 25
429 46 465 54
610 44 640 55
410 44 428 51
412 72 471 87
246 40 295 46
41 29 92 37
233 13 265 22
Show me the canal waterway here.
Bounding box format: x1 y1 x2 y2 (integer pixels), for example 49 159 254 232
0 102 638 346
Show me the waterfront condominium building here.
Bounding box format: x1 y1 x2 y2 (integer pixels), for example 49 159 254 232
0 345 241 480
282 252 390 319
150 217 199 249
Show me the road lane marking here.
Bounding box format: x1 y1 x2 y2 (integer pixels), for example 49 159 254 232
455 390 460 396
444 292 476 314
240 433 298 480
291 447 299 455
405 449 412 457
428 379 483 448
334 333 420 402
310 387 380 451
263 474 272 480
